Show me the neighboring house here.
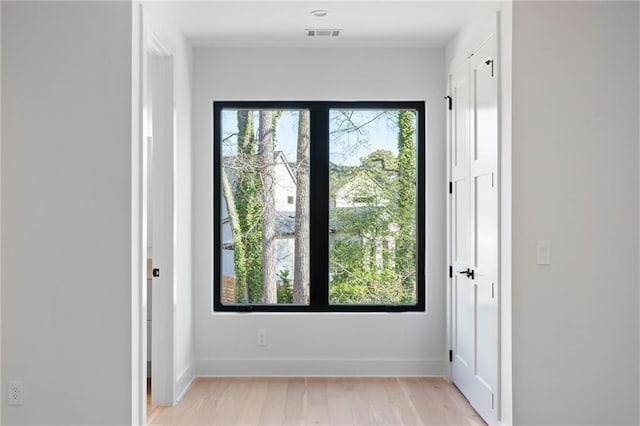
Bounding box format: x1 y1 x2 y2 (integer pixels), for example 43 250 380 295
330 165 397 270
221 151 298 283
331 166 389 209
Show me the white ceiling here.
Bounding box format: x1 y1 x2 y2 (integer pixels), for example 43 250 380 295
145 1 500 48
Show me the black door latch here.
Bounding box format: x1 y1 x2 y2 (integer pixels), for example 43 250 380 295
152 268 160 277
458 268 474 280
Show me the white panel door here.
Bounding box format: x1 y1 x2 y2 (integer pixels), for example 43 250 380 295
450 36 499 425
450 59 473 400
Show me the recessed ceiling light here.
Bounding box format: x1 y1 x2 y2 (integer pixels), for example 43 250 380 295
310 9 328 17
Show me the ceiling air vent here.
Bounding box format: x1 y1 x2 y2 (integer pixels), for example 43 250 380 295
305 29 341 37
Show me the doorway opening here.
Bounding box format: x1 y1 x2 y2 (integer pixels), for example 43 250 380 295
143 33 177 419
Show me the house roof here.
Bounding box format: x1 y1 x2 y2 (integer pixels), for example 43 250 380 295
276 211 296 236
329 162 392 193
273 151 298 184
223 151 298 185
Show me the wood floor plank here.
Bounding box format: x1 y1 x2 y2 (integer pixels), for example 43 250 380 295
147 377 486 426
326 379 353 425
237 378 269 425
305 377 328 407
283 377 307 425
258 378 287 425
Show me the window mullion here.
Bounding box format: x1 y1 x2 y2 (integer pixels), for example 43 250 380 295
309 106 330 308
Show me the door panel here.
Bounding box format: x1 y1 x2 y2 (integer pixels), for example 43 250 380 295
453 71 469 170
454 278 474 368
450 34 499 425
454 180 469 264
476 278 497 390
474 50 498 164
474 174 497 273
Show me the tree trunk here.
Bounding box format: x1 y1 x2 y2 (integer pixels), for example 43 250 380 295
235 110 262 303
258 111 277 303
396 110 416 286
293 110 310 304
221 168 248 302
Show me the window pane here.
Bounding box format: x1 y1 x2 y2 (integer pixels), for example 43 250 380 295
220 109 310 305
329 110 418 305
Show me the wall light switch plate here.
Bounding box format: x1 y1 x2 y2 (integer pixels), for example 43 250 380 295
536 241 551 265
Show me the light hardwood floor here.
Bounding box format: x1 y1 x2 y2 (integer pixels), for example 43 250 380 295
147 377 485 425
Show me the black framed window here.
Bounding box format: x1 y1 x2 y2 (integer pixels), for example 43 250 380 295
214 101 425 312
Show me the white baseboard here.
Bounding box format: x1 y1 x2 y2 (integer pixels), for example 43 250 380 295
195 358 445 377
176 364 195 402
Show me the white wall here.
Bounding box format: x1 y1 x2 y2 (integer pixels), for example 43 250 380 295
143 3 195 400
0 2 3 422
511 2 639 424
2 2 133 425
497 5 513 424
192 47 446 375
131 4 143 422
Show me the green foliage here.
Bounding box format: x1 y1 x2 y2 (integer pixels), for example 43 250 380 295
278 268 291 285
277 269 293 304
234 110 263 303
329 240 414 304
232 239 247 303
271 110 283 149
277 286 293 304
360 149 397 171
331 205 391 242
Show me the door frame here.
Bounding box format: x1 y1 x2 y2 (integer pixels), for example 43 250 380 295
145 27 177 408
147 37 177 408
445 10 513 425
132 6 178 423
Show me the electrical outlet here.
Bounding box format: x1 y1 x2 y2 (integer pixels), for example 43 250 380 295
257 329 267 347
8 381 24 406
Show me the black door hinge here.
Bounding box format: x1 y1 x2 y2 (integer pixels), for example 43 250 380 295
485 59 494 77
449 350 453 362
449 266 453 278
449 181 453 194
444 95 452 110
